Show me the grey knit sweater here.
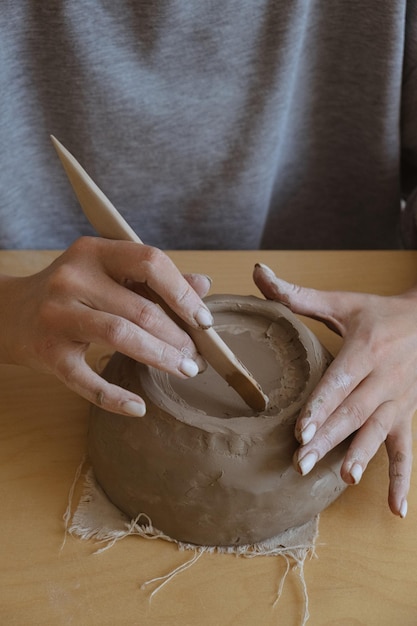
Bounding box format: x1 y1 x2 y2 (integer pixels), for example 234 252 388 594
1 1 417 250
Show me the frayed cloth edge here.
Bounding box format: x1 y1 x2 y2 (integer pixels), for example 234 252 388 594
63 461 318 626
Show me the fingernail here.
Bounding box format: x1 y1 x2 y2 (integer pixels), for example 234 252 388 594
195 307 213 329
181 348 207 373
298 452 317 476
203 274 213 286
400 499 408 519
123 400 146 417
301 422 316 445
255 262 273 274
350 463 363 485
180 358 199 377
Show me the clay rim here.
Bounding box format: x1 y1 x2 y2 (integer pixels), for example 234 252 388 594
137 295 330 435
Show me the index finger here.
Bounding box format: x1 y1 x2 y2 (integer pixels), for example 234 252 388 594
296 341 373 444
96 239 214 330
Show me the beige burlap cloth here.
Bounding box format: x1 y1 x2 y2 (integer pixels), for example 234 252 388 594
63 459 319 626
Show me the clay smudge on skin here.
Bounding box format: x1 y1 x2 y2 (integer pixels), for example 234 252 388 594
301 396 325 425
302 371 355 424
331 370 356 393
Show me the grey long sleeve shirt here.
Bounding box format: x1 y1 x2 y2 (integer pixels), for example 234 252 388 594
1 1 417 250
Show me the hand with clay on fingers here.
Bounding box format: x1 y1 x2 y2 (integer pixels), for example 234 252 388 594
0 236 212 417
253 262 416 519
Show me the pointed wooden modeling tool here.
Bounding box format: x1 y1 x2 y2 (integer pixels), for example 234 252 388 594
51 135 268 412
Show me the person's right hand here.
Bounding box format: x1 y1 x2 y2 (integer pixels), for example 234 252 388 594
0 237 213 416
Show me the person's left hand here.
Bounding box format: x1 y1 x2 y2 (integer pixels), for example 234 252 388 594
253 262 416 518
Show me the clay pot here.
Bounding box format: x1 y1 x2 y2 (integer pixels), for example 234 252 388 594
89 295 349 546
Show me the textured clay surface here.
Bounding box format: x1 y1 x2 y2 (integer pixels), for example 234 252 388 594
89 295 349 546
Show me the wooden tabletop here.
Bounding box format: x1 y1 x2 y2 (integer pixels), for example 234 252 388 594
1 250 416 626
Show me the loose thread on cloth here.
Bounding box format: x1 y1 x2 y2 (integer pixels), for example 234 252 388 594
141 549 206 602
61 453 87 552
63 463 318 626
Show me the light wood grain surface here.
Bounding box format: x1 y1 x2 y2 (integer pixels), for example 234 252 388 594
1 250 416 626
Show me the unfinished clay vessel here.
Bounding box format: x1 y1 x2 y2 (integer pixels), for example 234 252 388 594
89 295 349 546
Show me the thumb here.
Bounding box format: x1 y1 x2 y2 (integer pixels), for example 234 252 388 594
253 263 344 335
